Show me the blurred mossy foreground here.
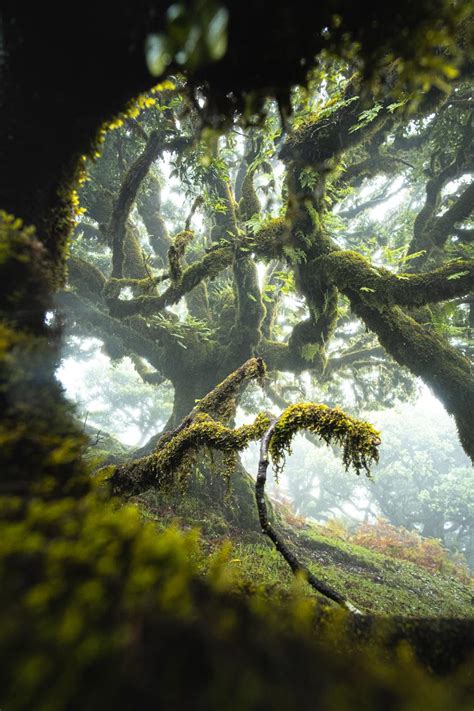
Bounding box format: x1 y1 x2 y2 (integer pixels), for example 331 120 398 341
1 475 474 711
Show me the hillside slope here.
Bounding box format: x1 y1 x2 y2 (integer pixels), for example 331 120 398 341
134 486 474 620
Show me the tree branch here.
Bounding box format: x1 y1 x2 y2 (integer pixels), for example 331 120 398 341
255 403 380 610
109 131 162 278
319 251 474 308
348 298 474 462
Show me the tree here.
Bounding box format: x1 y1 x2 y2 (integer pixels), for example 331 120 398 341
1 5 474 708
63 63 474 488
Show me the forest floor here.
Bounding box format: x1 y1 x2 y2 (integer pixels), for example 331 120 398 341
131 486 474 620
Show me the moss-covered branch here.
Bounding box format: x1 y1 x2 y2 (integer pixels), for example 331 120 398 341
279 87 389 169
109 131 162 278
255 403 379 609
269 403 381 475
193 356 267 422
104 272 170 300
248 217 289 260
319 251 474 307
66 255 106 305
112 411 271 495
239 166 261 221
107 215 289 321
130 354 166 387
350 299 474 462
261 262 284 338
136 172 172 262
168 230 194 282
112 356 268 491
430 180 474 248
408 114 474 263
108 243 235 318
228 252 265 365
325 346 386 374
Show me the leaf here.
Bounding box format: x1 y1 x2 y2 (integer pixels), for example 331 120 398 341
387 99 407 113
402 250 426 262
360 286 376 293
349 102 383 133
447 271 469 280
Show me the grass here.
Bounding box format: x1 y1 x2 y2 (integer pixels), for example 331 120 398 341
133 488 474 619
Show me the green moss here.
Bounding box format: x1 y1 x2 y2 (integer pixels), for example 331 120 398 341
230 253 266 358
0 323 89 496
111 412 271 495
298 526 474 618
269 402 380 475
251 216 289 260
122 224 149 281
319 250 474 308
168 229 194 281
1 487 473 710
0 213 89 496
239 170 260 221
351 299 474 462
0 212 54 333
194 356 266 421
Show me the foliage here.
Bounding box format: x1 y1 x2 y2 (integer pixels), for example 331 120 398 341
269 403 380 476
350 519 472 583
61 54 474 469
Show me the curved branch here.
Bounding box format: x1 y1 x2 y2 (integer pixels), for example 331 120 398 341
67 255 106 304
409 113 474 261
319 251 474 308
325 346 385 374
111 357 268 494
255 403 380 610
348 298 474 462
338 181 406 220
256 420 354 610
430 180 474 248
111 412 271 496
108 243 235 318
453 227 474 244
108 213 290 319
58 291 167 373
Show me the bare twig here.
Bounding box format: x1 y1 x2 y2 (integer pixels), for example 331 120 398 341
255 416 362 613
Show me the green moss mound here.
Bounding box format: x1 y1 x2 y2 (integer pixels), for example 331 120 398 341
1 485 474 711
